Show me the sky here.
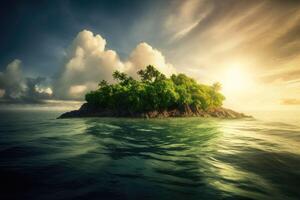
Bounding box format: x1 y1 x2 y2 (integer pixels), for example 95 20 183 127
0 0 300 111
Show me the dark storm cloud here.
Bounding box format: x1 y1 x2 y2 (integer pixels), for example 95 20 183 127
25 77 52 102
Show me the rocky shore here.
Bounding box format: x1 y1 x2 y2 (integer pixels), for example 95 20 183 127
58 103 251 119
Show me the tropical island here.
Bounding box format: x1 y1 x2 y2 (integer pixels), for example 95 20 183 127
59 65 249 119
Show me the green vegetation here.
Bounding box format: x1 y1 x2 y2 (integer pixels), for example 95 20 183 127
85 65 225 112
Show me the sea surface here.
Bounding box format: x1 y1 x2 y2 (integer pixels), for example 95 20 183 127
0 110 300 200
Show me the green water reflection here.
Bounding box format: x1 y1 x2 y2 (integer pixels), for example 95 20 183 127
1 111 300 199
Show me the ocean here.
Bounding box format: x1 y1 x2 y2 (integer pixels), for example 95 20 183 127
0 109 299 200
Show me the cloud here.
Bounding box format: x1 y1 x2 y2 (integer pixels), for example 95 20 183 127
261 68 300 84
160 0 300 110
0 89 4 98
0 59 26 99
1 30 176 102
165 0 300 73
26 77 53 101
280 98 300 105
0 59 52 102
53 30 124 99
165 0 212 41
53 30 175 100
125 42 176 78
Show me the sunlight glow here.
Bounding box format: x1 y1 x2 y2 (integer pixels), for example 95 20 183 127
69 85 87 95
221 63 253 93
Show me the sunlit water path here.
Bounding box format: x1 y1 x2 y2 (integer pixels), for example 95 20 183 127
0 110 299 199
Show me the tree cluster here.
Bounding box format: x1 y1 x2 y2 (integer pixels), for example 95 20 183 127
85 65 225 112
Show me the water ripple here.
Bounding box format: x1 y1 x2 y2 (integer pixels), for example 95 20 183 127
0 111 300 199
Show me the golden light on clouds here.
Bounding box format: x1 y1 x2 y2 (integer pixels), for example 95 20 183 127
280 99 300 105
164 0 300 111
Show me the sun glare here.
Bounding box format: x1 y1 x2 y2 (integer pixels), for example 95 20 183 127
221 63 252 93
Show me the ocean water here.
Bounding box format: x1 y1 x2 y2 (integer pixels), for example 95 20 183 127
0 110 300 200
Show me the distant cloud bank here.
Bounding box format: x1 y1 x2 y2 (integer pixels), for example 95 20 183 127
280 99 300 105
0 59 52 102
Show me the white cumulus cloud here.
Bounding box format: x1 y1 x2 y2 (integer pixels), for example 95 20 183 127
53 30 124 99
54 30 176 100
125 42 176 78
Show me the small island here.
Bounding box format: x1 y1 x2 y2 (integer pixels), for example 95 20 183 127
59 65 250 119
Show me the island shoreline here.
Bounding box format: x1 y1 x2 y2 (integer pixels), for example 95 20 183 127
58 103 251 119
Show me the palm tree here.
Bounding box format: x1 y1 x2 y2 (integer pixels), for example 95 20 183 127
212 82 222 91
